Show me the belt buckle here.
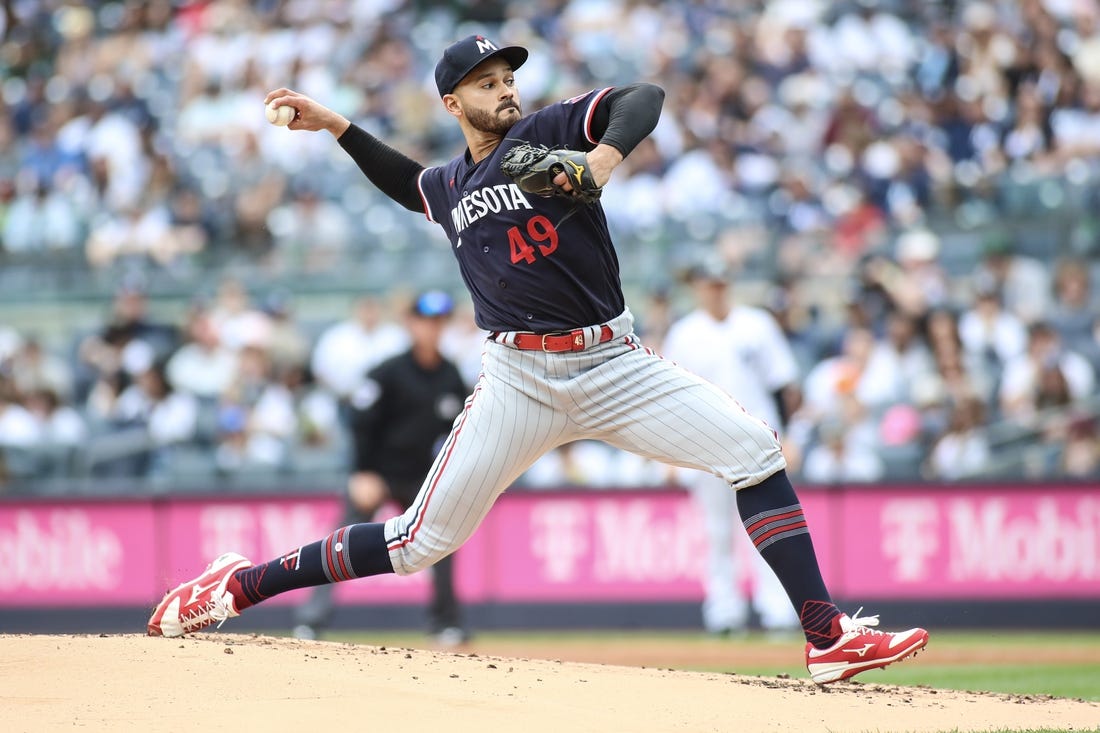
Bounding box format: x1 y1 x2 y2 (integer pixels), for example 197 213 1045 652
540 329 587 352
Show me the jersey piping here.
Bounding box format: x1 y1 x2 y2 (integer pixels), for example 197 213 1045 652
417 168 436 223
583 87 613 145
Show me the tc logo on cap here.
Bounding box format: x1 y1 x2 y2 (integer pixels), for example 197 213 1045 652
434 34 528 97
475 36 498 54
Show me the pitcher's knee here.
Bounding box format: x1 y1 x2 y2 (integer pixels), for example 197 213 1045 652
713 424 787 490
383 514 463 576
389 541 456 575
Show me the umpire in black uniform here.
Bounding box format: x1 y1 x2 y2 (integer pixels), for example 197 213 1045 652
294 290 470 644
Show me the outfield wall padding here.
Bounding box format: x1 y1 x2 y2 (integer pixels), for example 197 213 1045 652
1 483 1097 629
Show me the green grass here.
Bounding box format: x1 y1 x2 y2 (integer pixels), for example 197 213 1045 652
730 662 1100 702
320 629 1100 703
701 630 1100 701
314 629 1100 733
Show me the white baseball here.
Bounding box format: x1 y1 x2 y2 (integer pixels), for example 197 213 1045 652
265 101 296 127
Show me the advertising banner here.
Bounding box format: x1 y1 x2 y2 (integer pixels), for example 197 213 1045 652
1 484 1097 608
838 488 1100 599
0 502 157 604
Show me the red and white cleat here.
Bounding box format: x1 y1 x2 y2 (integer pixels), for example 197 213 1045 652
805 608 929 684
147 552 252 638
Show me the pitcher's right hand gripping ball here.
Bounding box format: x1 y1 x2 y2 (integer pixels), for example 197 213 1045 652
500 142 602 204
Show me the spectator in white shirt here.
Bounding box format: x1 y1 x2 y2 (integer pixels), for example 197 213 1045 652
802 416 885 484
0 377 40 448
1000 321 1096 425
1048 258 1100 367
826 1 916 75
166 308 239 400
927 395 991 481
266 184 353 272
310 295 409 400
2 179 83 253
207 278 273 353
215 345 297 471
862 310 937 405
958 279 1028 368
887 228 951 315
0 325 22 366
7 336 74 401
24 388 86 447
797 326 890 437
972 235 1052 324
114 362 199 447
439 301 490 389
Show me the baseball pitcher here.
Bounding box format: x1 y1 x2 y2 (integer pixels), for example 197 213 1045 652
148 34 928 685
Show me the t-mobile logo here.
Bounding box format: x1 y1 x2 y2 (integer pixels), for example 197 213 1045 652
881 500 939 582
530 501 589 582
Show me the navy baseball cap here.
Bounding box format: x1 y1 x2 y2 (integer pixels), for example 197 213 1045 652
411 290 455 318
434 34 528 97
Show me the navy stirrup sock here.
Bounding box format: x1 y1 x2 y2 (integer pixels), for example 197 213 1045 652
736 470 841 648
229 522 394 609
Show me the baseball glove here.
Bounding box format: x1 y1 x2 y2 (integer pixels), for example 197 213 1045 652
500 142 602 204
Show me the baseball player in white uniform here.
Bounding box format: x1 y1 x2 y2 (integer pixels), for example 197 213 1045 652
147 34 928 684
662 259 801 634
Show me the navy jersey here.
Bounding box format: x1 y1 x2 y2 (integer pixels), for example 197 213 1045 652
417 88 625 332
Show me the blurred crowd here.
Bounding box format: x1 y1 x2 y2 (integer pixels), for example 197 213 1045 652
2 0 1100 489
0 279 490 484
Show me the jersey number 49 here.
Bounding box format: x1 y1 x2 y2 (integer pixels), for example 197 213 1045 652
508 215 559 265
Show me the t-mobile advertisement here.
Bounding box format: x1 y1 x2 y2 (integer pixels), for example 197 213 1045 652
0 485 1097 607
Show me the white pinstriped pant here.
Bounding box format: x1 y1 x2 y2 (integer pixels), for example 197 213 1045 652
383 308 787 575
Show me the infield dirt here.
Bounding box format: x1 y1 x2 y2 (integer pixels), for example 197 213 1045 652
2 633 1097 732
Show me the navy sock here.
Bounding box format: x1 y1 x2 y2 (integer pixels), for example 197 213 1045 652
229 522 394 608
737 470 840 648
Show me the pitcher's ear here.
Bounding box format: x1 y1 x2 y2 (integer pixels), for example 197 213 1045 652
443 93 467 118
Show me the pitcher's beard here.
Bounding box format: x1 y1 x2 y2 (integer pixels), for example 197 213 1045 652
467 104 520 135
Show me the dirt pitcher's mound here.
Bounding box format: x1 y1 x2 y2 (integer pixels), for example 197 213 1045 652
2 634 1097 733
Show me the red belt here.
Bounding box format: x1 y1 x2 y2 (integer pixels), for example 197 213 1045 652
498 325 615 353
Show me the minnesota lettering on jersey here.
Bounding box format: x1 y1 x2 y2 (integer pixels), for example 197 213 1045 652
451 183 533 234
